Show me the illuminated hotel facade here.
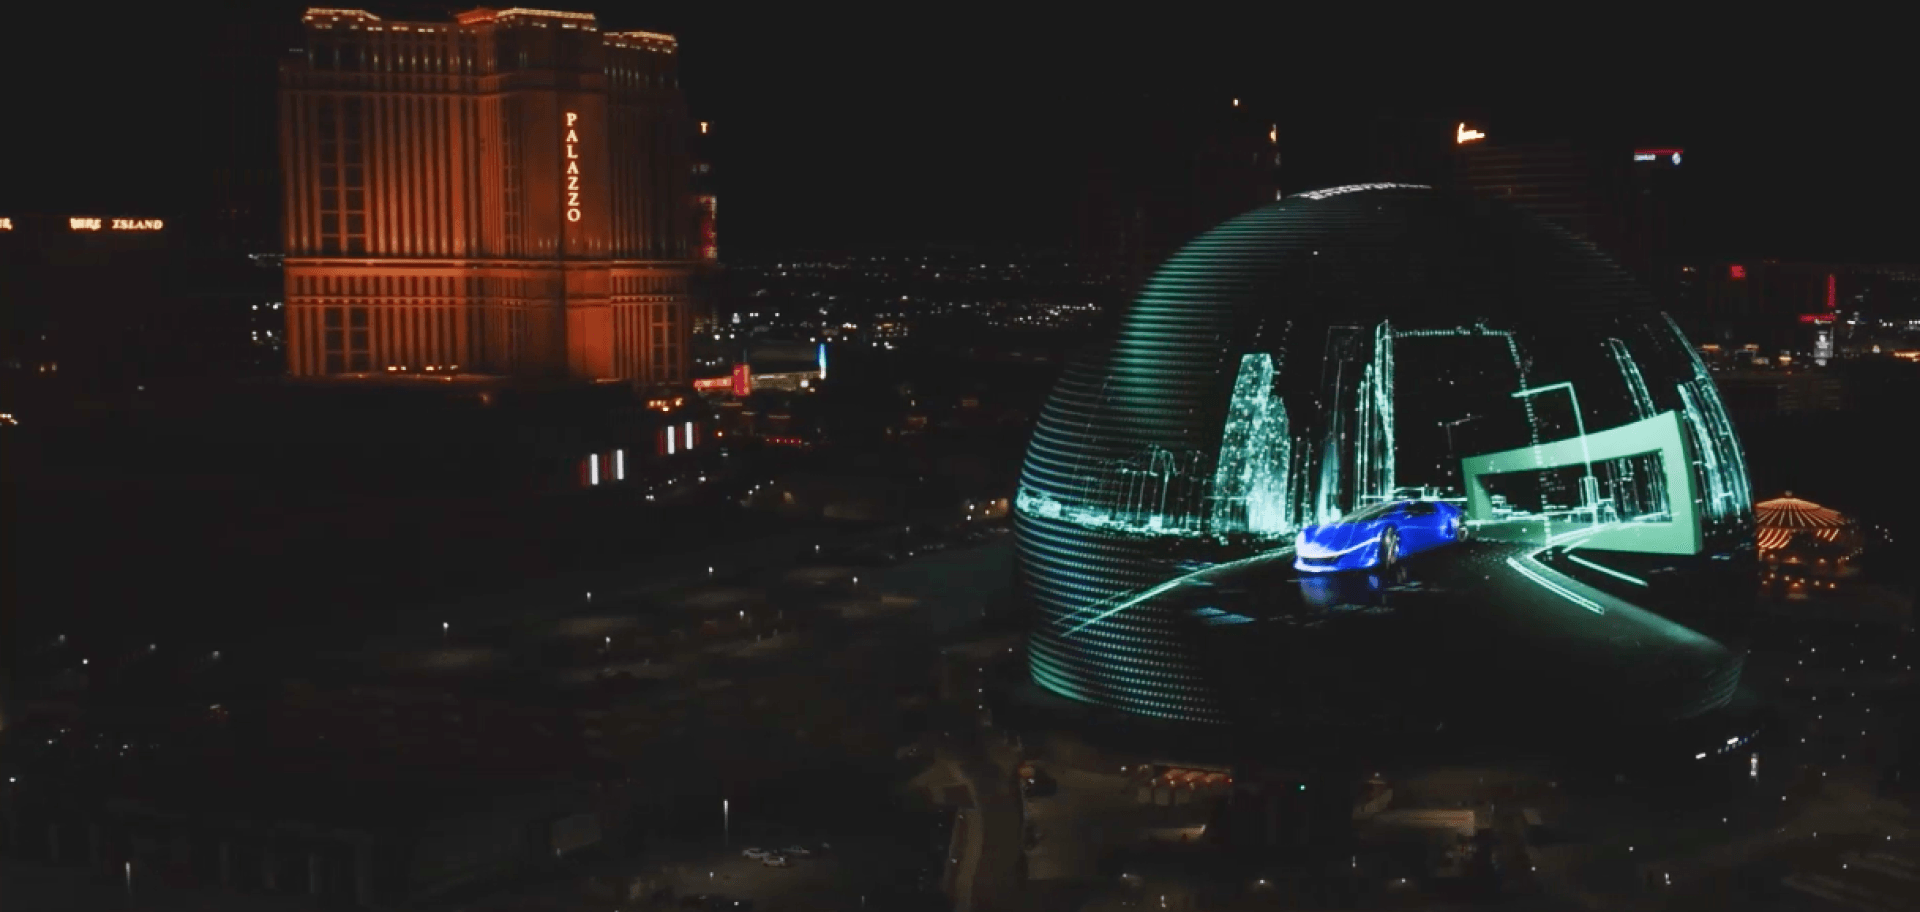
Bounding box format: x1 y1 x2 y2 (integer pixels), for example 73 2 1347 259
280 7 698 383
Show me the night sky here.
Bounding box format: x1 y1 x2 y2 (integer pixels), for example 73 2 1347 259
6 8 1911 261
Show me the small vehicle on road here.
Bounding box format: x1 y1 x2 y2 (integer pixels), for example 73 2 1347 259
762 854 791 868
781 845 811 857
740 847 770 860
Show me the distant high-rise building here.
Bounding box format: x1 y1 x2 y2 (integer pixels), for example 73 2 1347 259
692 119 719 265
1456 137 1685 289
279 7 697 383
210 19 297 254
1455 141 1599 240
1370 116 1687 295
1078 94 1281 298
690 117 722 334
0 214 282 386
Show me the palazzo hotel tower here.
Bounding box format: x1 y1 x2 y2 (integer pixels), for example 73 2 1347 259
280 7 699 383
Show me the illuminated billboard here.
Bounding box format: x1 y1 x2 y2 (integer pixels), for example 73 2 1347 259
563 112 584 224
68 217 164 231
1015 185 1755 732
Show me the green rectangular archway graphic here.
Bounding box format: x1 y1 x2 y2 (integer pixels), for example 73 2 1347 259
1460 410 1701 555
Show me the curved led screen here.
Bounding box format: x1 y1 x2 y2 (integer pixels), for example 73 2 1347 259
1016 186 1755 731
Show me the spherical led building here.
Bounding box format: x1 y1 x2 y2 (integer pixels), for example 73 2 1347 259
1014 185 1756 738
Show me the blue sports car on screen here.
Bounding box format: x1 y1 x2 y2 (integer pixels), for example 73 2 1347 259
1293 499 1467 573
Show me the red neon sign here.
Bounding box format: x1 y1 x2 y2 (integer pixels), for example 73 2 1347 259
731 363 752 397
693 377 731 391
1826 274 1837 311
1729 264 1746 280
1799 314 1835 324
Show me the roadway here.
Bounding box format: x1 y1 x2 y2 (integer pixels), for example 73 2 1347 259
938 730 1024 912
1159 533 1747 730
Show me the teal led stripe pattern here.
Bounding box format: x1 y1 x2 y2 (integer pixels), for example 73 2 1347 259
1017 188 1430 723
1015 184 1756 725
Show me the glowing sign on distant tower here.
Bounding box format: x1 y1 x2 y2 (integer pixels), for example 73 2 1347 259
697 195 718 260
563 112 583 223
1455 122 1485 144
67 217 164 231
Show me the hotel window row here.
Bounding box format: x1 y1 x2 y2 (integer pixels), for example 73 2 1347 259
283 7 698 383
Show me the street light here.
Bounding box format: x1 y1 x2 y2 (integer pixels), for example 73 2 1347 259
723 799 730 847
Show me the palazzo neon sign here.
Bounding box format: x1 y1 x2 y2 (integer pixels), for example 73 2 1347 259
1456 122 1485 144
564 112 582 223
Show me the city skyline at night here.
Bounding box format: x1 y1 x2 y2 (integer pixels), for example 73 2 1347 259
7 9 1920 911
6 8 1918 261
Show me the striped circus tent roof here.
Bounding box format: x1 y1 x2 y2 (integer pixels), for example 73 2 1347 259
1755 493 1850 551
1755 494 1847 528
1757 527 1808 551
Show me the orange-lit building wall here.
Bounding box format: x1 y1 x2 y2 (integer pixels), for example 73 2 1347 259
280 7 694 383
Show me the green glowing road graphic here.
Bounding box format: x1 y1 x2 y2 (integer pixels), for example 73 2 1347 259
1565 551 1649 587
1506 552 1604 614
1060 547 1296 638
